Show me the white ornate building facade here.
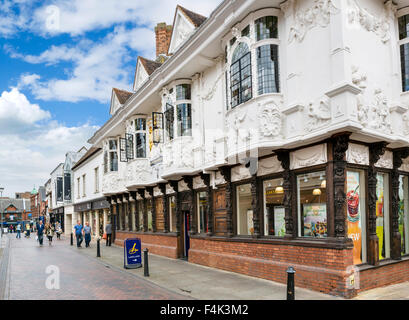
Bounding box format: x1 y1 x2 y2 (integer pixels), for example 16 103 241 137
83 0 409 297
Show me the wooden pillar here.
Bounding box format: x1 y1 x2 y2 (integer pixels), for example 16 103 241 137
276 151 294 238
183 176 195 235
146 187 154 232
220 166 233 237
391 148 409 259
332 133 351 240
122 194 129 231
137 189 147 232
169 181 180 235
159 184 169 233
130 191 137 231
250 173 261 238
200 173 213 236
368 142 388 266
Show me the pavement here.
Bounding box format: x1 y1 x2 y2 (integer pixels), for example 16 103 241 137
74 236 341 300
354 282 409 300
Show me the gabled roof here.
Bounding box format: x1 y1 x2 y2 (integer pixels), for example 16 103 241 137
71 147 102 171
139 57 162 76
112 88 133 105
177 5 207 28
133 57 162 91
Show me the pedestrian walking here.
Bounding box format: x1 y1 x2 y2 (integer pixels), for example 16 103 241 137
45 223 55 246
56 222 62 240
84 222 92 248
36 220 45 246
74 221 83 248
105 221 112 247
16 223 21 239
25 223 31 238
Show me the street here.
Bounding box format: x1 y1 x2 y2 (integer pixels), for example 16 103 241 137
0 234 186 300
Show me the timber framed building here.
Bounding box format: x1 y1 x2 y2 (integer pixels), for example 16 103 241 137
87 0 409 297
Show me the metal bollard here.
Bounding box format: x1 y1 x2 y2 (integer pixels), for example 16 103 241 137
287 266 296 300
70 233 73 246
143 248 149 277
97 239 101 258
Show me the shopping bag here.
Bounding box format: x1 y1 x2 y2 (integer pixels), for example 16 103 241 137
102 233 107 239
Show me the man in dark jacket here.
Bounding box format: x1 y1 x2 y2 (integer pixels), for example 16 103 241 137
37 220 45 246
105 222 112 247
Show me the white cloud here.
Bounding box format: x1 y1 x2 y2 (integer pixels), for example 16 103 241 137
0 88 98 197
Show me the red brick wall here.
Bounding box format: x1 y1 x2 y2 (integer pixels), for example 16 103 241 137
115 231 179 259
189 238 356 298
155 23 172 57
358 259 409 292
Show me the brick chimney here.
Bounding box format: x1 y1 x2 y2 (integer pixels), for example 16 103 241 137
155 23 173 59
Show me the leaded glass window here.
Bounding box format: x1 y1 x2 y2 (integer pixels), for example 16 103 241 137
257 45 279 95
165 104 174 141
176 84 191 100
230 42 252 108
136 133 146 158
255 16 278 41
177 103 192 136
399 15 409 92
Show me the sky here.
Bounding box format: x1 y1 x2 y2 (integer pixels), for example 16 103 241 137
0 0 222 198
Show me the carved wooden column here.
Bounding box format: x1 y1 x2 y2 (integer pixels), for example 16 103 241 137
391 148 409 259
133 192 140 232
276 151 294 238
138 189 147 232
159 184 168 233
128 192 135 231
332 133 351 239
250 173 261 238
116 196 122 231
169 181 180 235
123 193 129 231
368 142 388 266
147 187 156 233
220 166 233 237
200 173 213 236
183 176 195 235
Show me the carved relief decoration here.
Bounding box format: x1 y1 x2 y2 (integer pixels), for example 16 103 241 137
306 96 331 131
257 156 284 177
193 176 206 190
375 150 393 169
347 0 392 43
346 143 369 166
214 171 226 186
288 0 339 43
290 144 328 170
258 101 283 138
231 165 252 183
369 88 391 133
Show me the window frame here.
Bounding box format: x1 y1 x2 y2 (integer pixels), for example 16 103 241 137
108 138 119 172
134 117 147 159
399 13 409 93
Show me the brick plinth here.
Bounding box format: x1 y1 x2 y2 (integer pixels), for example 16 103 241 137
188 238 355 298
114 231 179 259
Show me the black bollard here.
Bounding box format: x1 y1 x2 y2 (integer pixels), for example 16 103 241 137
143 248 149 277
287 266 296 300
97 239 101 257
70 233 73 246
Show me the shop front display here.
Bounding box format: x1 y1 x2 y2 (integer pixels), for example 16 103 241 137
376 173 390 260
263 178 285 236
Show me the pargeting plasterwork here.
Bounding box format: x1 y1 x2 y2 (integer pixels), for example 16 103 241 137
290 144 328 170
400 157 409 172
375 150 393 169
225 108 248 151
369 88 391 133
352 66 369 127
287 0 339 43
193 176 206 189
258 100 283 138
178 180 190 192
306 96 331 131
346 143 369 165
153 187 162 197
214 171 226 186
347 0 393 43
231 165 251 183
257 156 284 177
102 173 122 193
166 184 175 195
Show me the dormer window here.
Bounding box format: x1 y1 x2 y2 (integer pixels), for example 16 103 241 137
399 14 409 92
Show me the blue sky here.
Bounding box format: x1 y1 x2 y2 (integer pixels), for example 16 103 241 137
0 0 221 197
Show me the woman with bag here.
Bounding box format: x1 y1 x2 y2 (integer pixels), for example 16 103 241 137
56 222 62 240
45 223 55 246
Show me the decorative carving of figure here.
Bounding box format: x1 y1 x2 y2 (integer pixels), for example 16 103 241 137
258 102 282 138
370 88 391 133
307 96 331 130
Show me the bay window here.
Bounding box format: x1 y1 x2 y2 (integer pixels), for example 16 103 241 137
176 84 191 101
108 139 118 172
297 171 327 238
177 103 192 136
399 14 409 92
255 16 278 41
135 118 146 158
230 43 252 108
165 104 175 141
257 45 279 95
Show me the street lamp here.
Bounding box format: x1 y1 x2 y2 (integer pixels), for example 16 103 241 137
0 187 4 237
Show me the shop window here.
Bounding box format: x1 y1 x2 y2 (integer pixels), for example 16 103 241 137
176 84 191 101
197 191 208 234
346 170 367 265
257 45 279 95
297 171 327 238
255 16 278 41
376 173 390 260
169 196 177 232
230 43 252 108
177 103 192 136
263 178 285 236
399 14 409 92
400 176 409 255
236 184 253 236
147 200 153 232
